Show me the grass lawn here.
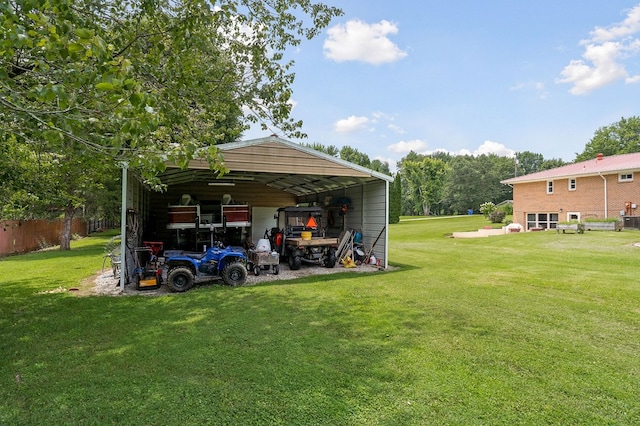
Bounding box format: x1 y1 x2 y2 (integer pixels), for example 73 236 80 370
1 217 639 425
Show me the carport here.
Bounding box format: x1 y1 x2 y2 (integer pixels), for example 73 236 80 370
120 135 392 287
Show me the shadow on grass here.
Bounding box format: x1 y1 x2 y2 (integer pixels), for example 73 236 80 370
245 262 417 290
1 242 108 262
1 268 430 424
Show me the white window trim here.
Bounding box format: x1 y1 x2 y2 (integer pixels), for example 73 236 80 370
568 178 576 191
546 180 554 194
619 173 633 182
567 212 580 221
526 212 559 230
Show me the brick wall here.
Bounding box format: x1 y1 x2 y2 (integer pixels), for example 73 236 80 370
513 172 640 227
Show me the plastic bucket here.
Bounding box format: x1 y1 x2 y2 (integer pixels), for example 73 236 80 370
301 231 312 240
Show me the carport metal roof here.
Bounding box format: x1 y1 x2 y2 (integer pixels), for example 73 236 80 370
158 135 393 196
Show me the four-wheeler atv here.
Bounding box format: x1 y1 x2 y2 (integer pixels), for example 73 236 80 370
270 206 338 270
163 245 247 292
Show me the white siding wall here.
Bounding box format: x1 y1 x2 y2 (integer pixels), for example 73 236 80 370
343 181 388 267
298 180 389 268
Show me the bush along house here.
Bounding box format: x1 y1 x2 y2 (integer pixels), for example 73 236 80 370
501 152 640 231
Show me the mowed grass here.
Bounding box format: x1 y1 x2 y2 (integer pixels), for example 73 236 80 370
1 218 639 425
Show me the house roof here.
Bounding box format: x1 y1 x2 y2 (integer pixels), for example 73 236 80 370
159 135 393 196
502 152 640 185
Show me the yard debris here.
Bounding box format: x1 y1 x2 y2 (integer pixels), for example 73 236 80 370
341 256 356 268
36 286 67 295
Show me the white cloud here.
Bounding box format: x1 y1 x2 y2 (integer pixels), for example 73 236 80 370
371 111 394 122
557 41 629 94
590 5 640 42
472 140 515 157
388 139 428 154
334 115 370 133
510 80 548 99
387 123 406 135
388 139 515 158
323 19 408 65
626 74 640 83
558 5 640 94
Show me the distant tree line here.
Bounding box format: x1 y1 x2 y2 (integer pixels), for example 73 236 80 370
396 150 564 217
307 116 640 221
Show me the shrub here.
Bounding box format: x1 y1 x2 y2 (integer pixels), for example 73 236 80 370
480 202 496 218
583 217 621 223
489 211 505 223
497 203 513 215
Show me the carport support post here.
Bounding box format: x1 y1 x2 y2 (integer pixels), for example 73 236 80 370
119 161 128 292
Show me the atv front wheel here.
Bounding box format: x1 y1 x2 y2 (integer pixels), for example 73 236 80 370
167 267 195 292
223 262 247 286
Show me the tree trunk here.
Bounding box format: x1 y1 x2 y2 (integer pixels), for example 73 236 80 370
59 206 75 251
422 202 430 216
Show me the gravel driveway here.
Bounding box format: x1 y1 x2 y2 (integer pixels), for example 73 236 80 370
85 261 386 296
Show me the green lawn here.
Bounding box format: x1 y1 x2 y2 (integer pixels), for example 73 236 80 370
1 217 639 425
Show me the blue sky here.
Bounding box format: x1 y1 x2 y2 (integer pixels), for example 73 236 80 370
244 1 640 172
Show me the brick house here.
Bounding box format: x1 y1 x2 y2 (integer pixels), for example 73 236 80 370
501 152 640 230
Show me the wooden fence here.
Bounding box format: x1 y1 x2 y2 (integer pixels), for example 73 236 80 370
0 218 93 256
86 218 119 234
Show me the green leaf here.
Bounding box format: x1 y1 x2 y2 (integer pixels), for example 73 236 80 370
75 28 92 39
129 92 142 106
68 42 83 53
95 82 115 91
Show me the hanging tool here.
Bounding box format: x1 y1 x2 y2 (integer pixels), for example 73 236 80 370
364 225 386 264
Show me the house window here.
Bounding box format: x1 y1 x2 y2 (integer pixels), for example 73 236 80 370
547 181 554 194
568 179 576 191
526 213 559 230
619 173 633 182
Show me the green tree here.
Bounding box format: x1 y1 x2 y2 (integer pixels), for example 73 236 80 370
369 159 391 175
0 135 41 219
540 158 566 170
396 151 453 215
388 173 401 224
339 146 371 168
575 116 640 161
396 151 423 215
302 142 340 157
403 157 448 216
1 0 342 249
442 154 513 213
515 151 543 176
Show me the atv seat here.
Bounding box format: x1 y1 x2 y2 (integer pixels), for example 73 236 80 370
183 251 207 260
164 250 207 260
